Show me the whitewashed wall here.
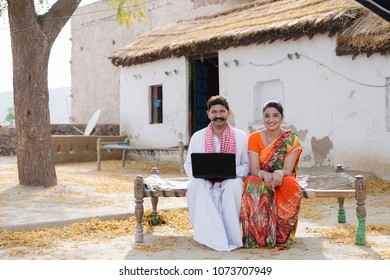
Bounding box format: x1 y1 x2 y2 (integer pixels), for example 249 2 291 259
71 0 252 124
219 35 390 179
120 57 189 147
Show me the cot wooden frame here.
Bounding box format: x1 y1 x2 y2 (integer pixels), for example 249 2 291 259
97 138 185 171
133 165 367 245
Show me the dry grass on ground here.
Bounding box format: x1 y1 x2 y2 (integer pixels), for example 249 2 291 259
0 208 191 254
1 159 389 258
1 206 389 257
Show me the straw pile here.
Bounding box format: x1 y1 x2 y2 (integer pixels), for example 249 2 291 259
110 0 389 67
0 208 191 253
308 224 390 245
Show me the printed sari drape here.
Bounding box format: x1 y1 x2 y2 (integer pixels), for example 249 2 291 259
240 130 302 249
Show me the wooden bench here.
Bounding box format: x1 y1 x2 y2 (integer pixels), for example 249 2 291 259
133 165 367 245
97 138 186 172
97 138 131 170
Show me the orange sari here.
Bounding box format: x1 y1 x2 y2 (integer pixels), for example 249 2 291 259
241 130 302 249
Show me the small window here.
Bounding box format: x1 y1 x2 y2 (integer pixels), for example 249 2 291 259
151 85 163 124
253 80 284 122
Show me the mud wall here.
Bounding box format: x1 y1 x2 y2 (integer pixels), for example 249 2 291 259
0 124 124 163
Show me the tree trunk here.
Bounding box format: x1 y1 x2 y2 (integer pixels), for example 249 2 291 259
7 0 81 187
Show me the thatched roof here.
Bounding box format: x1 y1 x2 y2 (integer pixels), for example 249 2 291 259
110 0 390 67
336 12 390 57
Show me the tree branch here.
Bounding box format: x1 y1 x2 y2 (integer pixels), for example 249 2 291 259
40 0 81 44
7 0 39 32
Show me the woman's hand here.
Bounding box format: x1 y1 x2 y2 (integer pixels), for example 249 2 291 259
272 171 284 187
260 170 274 190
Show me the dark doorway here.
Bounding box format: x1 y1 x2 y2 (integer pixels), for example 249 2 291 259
188 54 219 137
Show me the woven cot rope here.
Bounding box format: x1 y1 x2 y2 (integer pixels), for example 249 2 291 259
143 188 187 198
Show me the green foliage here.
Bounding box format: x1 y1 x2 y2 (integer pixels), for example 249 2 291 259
110 0 147 28
1 1 147 26
4 106 15 125
0 1 8 18
35 0 50 15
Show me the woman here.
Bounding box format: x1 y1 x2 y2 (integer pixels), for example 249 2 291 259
240 100 303 249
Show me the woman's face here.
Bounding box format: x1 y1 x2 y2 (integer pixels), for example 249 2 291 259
263 107 283 131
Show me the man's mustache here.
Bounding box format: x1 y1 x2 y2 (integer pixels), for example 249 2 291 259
212 117 225 121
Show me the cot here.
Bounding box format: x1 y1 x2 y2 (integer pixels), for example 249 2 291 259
133 165 367 245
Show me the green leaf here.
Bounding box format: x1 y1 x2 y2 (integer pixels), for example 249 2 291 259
110 0 147 28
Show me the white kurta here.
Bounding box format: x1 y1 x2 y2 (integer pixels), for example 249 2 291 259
184 127 249 251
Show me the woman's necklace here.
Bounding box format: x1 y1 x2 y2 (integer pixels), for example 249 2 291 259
265 129 281 144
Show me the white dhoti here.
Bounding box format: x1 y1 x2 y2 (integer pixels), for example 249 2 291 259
186 178 243 251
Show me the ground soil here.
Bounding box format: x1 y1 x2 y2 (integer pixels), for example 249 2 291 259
0 156 389 261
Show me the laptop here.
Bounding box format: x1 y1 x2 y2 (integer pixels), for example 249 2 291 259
191 153 236 180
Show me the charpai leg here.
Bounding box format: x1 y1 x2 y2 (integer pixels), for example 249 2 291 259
121 150 127 167
151 197 159 225
134 175 145 243
335 164 346 223
150 167 160 225
97 138 102 171
354 175 366 245
337 197 346 223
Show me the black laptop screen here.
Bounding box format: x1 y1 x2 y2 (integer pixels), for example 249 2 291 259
191 153 236 179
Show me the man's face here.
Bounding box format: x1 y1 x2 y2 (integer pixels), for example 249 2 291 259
207 104 231 128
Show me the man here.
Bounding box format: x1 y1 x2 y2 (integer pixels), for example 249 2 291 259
184 95 249 251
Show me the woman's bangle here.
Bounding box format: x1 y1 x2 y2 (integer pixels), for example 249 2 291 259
274 170 284 177
259 170 265 179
